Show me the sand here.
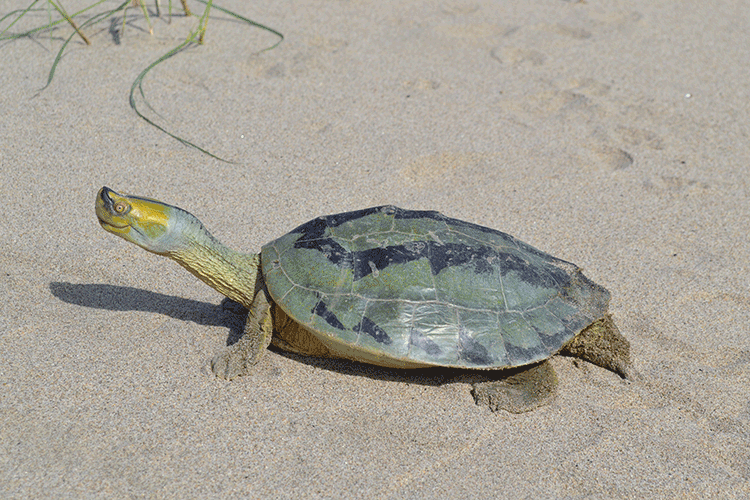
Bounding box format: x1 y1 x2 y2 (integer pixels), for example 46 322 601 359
1 0 749 497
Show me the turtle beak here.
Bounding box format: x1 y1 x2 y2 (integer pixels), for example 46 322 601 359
97 186 117 222
98 186 115 211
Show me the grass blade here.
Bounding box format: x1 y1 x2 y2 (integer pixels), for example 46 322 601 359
194 0 283 50
0 1 43 38
127 1 284 160
128 30 230 161
42 0 130 90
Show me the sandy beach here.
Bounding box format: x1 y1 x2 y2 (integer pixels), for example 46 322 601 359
2 0 749 497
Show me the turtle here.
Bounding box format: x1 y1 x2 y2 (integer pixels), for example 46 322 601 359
95 186 631 413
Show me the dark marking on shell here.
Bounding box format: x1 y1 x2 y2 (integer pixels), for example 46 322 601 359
393 206 572 264
292 207 382 235
295 237 352 268
291 206 536 260
458 328 494 365
394 207 499 236
288 206 575 288
504 341 549 366
409 328 443 357
311 300 346 330
352 245 427 280
354 316 393 345
427 242 495 275
295 227 570 289
325 207 384 227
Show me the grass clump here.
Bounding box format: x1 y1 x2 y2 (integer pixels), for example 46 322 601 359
1 0 283 161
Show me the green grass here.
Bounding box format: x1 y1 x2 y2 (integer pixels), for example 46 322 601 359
1 0 284 161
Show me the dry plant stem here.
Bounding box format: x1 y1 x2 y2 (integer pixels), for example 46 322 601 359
50 0 91 45
180 0 191 16
197 0 212 43
136 0 153 34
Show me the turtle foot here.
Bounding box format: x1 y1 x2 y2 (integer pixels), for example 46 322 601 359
211 289 274 380
472 361 558 413
210 344 256 380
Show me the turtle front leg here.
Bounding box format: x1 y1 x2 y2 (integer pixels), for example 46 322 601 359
211 290 273 379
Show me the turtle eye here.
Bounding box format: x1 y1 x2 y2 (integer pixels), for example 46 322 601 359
114 201 129 214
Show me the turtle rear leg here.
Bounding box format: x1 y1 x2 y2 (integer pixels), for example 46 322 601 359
472 361 559 413
211 290 273 379
560 314 632 379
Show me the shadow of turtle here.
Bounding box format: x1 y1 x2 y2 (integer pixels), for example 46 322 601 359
49 282 247 342
48 282 512 389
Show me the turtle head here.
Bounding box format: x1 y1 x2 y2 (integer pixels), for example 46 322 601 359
96 186 260 308
96 186 198 256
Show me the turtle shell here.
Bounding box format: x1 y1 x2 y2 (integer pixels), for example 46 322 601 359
260 206 610 369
